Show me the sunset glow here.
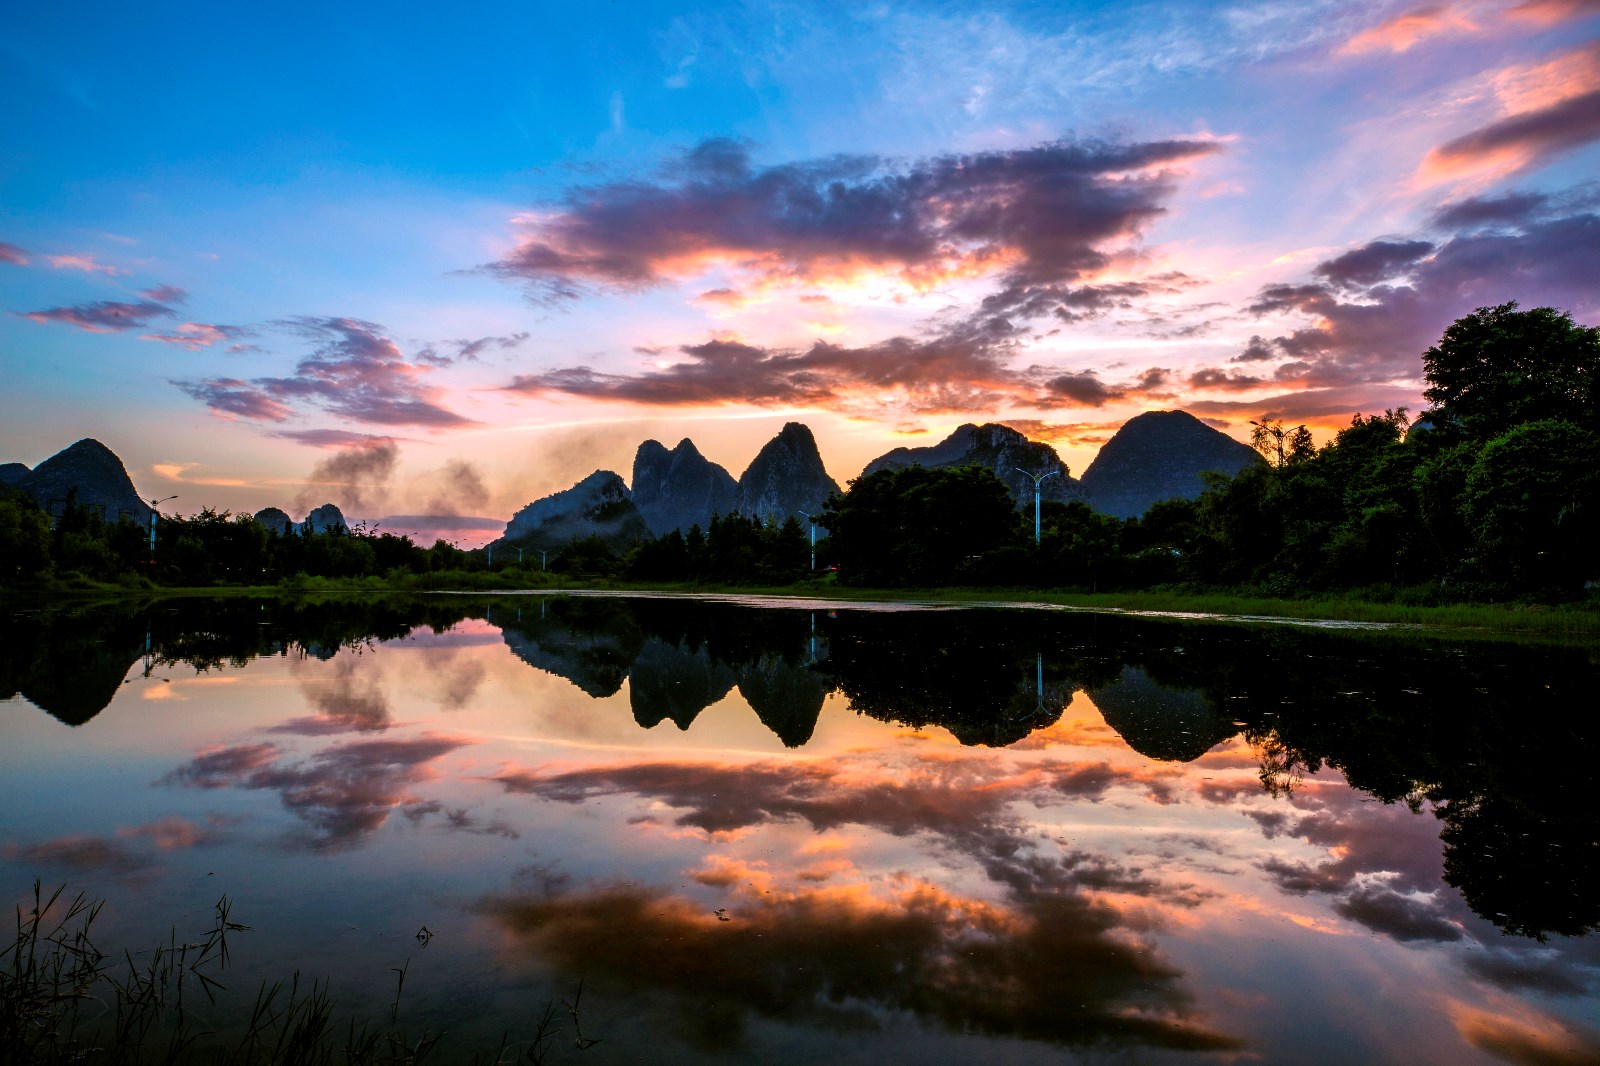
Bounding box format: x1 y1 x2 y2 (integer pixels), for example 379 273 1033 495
4 1 1598 533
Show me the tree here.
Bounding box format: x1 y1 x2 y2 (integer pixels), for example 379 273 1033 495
1248 419 1314 468
821 465 1020 586
1422 302 1600 441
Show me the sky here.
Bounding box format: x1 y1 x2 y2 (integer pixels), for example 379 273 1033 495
3 0 1599 544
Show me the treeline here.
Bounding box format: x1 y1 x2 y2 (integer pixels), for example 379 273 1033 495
812 303 1598 600
3 303 1594 602
0 497 484 589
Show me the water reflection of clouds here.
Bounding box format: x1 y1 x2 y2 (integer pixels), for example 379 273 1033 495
483 876 1243 1054
3 816 231 877
164 735 473 849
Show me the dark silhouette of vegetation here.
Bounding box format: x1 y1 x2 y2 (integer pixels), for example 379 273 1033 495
11 593 1594 941
3 303 1596 603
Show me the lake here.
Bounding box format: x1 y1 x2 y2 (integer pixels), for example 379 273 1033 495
2 593 1598 1063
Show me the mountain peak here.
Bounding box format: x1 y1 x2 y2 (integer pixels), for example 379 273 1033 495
1081 410 1261 518
17 439 152 523
632 439 737 535
734 423 840 521
861 422 1084 508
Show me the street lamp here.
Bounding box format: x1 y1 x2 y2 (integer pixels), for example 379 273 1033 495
1014 468 1058 545
797 509 818 571
148 496 177 565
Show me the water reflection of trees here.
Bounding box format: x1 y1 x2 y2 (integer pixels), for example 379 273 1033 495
6 595 1598 939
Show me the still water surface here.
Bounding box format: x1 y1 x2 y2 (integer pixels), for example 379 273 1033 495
2 594 1598 1063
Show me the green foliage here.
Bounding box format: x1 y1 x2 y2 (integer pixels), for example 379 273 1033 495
1422 301 1600 440
820 465 1021 586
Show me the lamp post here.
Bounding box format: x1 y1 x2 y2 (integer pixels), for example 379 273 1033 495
1014 468 1058 545
797 509 818 571
148 496 177 565
536 548 557 571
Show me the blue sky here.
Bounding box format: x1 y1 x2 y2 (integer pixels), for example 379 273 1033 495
4 0 1598 540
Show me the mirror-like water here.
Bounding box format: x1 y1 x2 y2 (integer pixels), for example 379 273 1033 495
2 594 1598 1063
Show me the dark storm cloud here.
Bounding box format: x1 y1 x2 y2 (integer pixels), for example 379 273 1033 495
505 327 1022 414
1187 368 1266 391
1311 239 1434 289
1035 366 1172 409
1429 189 1554 229
175 317 476 428
1049 275 1199 322
485 136 1220 302
1334 886 1463 942
1238 203 1600 385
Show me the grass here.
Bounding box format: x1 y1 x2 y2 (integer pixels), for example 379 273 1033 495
1 883 595 1065
11 571 1600 641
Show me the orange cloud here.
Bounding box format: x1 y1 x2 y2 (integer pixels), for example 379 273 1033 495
1337 5 1478 55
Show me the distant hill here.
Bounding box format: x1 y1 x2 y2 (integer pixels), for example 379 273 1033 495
632 438 737 536
13 439 152 524
1080 411 1261 519
494 470 650 551
0 462 29 487
302 503 348 533
733 423 841 521
863 423 1086 508
254 507 294 534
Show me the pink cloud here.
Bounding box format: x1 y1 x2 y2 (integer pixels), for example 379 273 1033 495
141 322 253 350
1336 5 1478 56
0 240 28 266
176 316 478 428
45 253 129 277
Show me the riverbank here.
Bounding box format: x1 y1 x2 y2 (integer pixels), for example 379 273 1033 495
9 572 1600 641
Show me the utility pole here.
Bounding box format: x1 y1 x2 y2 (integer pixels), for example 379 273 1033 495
1015 468 1058 545
148 496 178 565
797 509 818 571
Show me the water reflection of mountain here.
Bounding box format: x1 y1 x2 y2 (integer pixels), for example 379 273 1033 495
1090 666 1234 762
0 597 480 726
499 599 830 746
7 594 1600 940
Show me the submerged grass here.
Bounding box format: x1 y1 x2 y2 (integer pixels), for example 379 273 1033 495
1 883 593 1064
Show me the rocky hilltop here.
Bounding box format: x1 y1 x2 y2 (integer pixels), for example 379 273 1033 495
632 438 737 536
494 470 649 551
10 439 152 524
863 423 1086 508
251 504 347 534
302 503 348 533
1080 410 1261 519
254 507 294 534
733 423 841 521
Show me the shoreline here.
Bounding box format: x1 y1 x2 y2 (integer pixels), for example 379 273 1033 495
9 578 1599 641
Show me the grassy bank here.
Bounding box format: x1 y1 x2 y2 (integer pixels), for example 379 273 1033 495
8 571 1599 641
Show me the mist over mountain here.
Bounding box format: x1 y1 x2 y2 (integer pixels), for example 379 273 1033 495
1080 411 1261 519
863 423 1086 508
733 422 841 521
632 438 738 536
